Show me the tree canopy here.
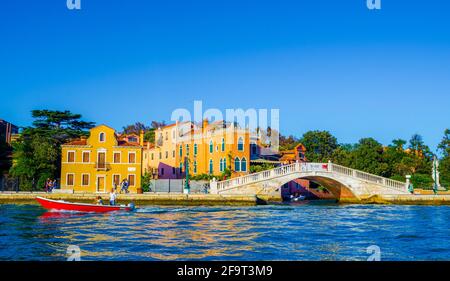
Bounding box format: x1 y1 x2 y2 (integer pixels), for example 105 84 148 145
9 110 94 190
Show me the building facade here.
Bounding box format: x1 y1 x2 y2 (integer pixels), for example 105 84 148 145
143 119 250 179
60 125 142 193
0 119 19 145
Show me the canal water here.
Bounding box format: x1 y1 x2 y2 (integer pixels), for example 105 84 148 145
0 202 449 261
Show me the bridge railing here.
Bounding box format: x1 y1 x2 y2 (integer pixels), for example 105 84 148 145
329 163 406 192
215 162 407 193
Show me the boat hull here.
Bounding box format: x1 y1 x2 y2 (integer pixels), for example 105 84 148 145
35 196 132 212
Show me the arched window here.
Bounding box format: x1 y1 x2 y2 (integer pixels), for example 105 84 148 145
194 143 198 155
186 144 190 156
241 157 247 172
209 140 213 153
223 158 227 171
209 159 214 174
221 138 225 152
179 145 183 157
234 157 241 172
237 137 244 151
219 158 223 172
99 132 105 142
193 161 197 174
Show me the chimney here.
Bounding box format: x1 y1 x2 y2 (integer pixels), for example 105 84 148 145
139 130 144 146
202 118 209 134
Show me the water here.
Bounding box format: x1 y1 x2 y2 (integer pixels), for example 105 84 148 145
1 202 450 261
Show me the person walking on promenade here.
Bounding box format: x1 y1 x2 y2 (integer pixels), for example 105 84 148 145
109 189 117 206
44 178 51 193
120 179 129 194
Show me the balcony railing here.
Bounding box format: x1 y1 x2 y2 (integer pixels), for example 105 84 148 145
94 162 111 171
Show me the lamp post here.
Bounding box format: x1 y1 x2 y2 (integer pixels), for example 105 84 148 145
432 155 439 195
184 156 190 194
406 175 413 194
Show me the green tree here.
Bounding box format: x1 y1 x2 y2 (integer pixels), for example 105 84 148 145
9 110 94 190
279 134 301 151
347 138 389 176
300 130 338 162
438 129 450 188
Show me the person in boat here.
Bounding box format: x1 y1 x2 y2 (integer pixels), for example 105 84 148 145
96 196 103 205
109 188 117 206
120 179 129 194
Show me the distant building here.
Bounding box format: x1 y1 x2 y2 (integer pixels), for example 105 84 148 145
60 125 143 193
143 119 250 179
0 119 19 145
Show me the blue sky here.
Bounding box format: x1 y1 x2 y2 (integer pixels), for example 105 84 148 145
1 0 449 151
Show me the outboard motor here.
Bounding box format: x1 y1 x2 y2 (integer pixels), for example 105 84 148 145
127 202 135 211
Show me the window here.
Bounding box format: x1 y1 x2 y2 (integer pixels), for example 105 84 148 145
66 174 74 186
97 152 106 169
172 150 175 158
151 153 154 160
165 132 168 141
221 138 225 151
113 175 120 186
241 158 247 172
99 132 105 142
172 167 176 174
82 174 89 186
186 144 190 156
235 157 241 172
82 151 90 163
238 137 244 151
67 151 75 162
194 143 198 155
209 140 213 153
193 161 197 174
128 174 135 186
179 145 183 157
128 137 137 143
209 159 213 174
165 151 168 159
251 143 257 155
220 158 224 172
161 168 164 175
179 162 183 173
113 152 121 163
223 158 227 171
159 152 162 159
128 152 136 164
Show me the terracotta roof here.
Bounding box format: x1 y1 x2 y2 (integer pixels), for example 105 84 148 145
117 140 141 147
65 139 87 146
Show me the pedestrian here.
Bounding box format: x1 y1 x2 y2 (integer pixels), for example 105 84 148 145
120 179 129 194
44 178 50 193
109 188 117 206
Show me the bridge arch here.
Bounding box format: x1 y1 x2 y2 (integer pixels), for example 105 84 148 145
277 174 358 201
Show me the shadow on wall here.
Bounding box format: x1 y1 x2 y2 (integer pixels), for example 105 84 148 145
157 162 185 179
281 177 356 201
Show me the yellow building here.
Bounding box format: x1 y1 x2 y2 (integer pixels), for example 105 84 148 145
143 119 250 179
61 125 142 193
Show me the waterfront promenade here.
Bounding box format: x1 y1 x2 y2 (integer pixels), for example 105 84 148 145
0 192 259 206
1 191 450 206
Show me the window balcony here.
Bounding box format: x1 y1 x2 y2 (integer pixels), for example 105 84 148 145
94 162 111 171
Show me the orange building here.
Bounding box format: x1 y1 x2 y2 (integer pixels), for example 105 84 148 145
60 125 143 193
143 119 250 179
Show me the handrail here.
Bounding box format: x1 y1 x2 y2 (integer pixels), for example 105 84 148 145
215 162 406 193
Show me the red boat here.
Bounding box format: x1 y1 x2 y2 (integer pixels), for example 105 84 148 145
35 196 135 213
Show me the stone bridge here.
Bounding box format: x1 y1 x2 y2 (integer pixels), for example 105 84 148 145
210 162 410 202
